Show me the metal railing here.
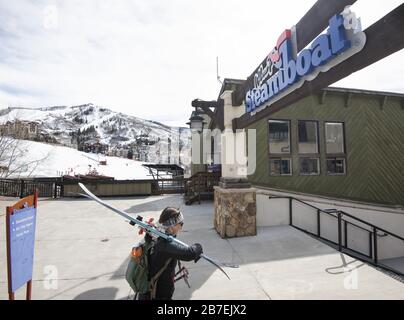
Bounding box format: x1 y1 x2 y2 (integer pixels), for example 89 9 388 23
269 196 404 276
0 177 191 198
154 178 187 195
0 178 62 198
151 172 221 198
184 172 221 205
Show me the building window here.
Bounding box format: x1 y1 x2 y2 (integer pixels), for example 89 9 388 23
269 158 292 176
325 122 345 154
29 123 36 133
299 158 320 175
327 158 346 175
269 120 291 154
298 121 319 154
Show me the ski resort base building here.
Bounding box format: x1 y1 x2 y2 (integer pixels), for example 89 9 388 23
186 0 404 281
188 81 404 275
190 83 404 206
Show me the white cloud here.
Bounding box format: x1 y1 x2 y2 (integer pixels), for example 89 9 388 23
0 0 403 126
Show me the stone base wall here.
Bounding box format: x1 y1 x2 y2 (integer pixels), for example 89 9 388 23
214 187 257 238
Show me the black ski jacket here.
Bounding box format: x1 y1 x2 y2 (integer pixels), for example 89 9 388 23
147 235 202 300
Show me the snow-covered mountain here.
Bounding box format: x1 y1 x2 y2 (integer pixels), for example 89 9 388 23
0 104 191 167
0 138 154 179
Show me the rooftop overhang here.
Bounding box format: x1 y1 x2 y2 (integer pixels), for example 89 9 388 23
230 0 404 130
191 98 225 131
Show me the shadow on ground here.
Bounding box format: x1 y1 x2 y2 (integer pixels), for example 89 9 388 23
74 287 119 300
124 195 184 215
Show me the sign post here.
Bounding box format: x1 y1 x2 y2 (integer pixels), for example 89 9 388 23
6 191 38 300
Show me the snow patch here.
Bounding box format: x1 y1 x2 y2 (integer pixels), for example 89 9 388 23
6 139 153 180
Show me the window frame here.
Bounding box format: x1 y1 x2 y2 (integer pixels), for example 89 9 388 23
299 157 321 176
268 119 292 155
269 157 293 176
297 120 320 155
325 121 346 155
326 157 347 176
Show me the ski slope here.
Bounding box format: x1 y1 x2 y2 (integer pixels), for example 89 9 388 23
4 139 153 180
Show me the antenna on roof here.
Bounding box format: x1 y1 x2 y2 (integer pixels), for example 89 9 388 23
216 56 223 85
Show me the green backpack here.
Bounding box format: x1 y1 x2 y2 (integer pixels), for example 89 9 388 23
125 238 171 298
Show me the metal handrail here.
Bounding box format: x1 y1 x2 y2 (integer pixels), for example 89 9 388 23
268 196 404 242
270 196 337 218
268 195 404 276
338 209 402 240
343 219 373 234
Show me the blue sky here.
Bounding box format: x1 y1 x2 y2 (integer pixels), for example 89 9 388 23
0 0 403 127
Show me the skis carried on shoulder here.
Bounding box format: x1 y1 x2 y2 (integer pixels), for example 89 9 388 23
78 183 232 280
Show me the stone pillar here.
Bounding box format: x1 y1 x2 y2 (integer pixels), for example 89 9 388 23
214 187 257 238
214 90 257 238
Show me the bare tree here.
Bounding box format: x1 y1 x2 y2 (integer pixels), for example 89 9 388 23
0 134 51 179
0 108 51 178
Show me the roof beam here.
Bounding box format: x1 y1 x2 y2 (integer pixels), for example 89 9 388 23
192 99 222 109
192 99 225 131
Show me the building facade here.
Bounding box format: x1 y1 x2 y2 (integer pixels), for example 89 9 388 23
247 87 404 206
190 85 404 207
0 120 39 140
187 1 404 277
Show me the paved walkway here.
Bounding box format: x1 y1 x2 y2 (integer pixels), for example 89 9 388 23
0 195 403 300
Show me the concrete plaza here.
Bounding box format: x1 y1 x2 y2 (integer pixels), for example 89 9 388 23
0 195 403 300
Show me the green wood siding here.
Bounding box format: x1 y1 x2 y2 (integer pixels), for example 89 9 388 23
247 92 404 206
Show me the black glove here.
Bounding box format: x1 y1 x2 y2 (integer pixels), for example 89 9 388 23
193 243 203 263
144 233 153 242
